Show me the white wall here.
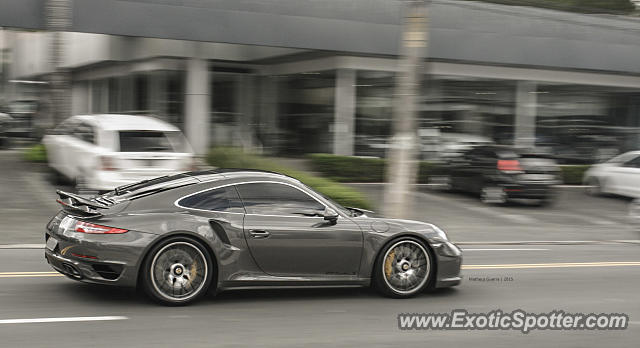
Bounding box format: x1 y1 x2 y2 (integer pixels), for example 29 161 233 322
10 32 52 79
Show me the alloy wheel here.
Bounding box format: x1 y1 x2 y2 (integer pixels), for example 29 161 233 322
150 241 209 302
381 240 430 295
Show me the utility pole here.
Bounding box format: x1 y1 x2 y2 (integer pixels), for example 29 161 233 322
47 0 72 125
383 0 429 218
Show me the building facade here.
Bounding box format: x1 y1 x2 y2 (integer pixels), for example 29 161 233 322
3 0 640 163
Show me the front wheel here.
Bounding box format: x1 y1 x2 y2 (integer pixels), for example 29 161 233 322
142 236 214 306
374 238 433 298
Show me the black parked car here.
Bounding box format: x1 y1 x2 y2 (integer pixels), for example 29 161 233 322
432 146 560 205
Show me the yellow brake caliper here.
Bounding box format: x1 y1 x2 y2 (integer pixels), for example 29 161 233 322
384 251 395 278
188 260 198 286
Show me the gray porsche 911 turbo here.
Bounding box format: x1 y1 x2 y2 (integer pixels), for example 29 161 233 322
45 169 462 305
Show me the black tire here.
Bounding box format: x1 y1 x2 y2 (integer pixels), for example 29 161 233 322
480 185 507 205
536 197 554 207
585 177 602 196
373 237 434 298
49 168 63 185
141 236 214 306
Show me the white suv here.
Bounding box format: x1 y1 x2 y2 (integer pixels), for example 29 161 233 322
583 150 640 198
43 114 195 192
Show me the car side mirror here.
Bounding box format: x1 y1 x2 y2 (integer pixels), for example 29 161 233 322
322 208 338 224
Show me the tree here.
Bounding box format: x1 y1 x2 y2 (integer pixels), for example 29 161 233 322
383 1 429 218
46 0 72 125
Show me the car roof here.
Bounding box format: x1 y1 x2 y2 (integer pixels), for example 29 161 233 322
72 114 180 132
109 169 299 199
189 169 300 183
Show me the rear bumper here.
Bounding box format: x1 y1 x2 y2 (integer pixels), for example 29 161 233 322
503 183 555 199
44 228 156 287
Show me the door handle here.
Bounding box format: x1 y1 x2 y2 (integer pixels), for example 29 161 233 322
249 229 270 239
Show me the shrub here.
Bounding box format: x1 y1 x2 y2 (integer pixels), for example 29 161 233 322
307 154 385 182
207 147 372 209
559 165 590 185
308 153 441 184
23 144 47 163
308 153 590 185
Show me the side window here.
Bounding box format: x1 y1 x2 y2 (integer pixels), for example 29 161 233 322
235 183 325 216
178 186 245 213
53 119 76 135
73 123 95 144
623 156 640 168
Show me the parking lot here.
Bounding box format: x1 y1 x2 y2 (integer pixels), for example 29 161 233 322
350 183 639 243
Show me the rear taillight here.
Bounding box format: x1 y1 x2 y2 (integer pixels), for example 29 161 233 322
497 159 523 172
100 156 118 171
75 221 128 234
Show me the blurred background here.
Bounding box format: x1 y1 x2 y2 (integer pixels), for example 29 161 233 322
0 0 639 161
0 0 639 226
0 2 639 346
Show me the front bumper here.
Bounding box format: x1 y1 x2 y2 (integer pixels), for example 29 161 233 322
430 240 462 288
44 226 156 287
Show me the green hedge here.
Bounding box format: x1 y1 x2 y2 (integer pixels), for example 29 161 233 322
308 153 439 184
559 165 590 185
23 144 47 163
207 147 372 209
309 153 591 185
307 154 385 182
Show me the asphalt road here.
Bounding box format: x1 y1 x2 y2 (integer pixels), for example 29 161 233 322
1 150 639 346
0 244 638 347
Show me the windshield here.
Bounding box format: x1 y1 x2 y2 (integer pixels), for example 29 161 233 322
118 131 187 152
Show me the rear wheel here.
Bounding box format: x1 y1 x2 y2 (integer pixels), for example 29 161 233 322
586 177 602 196
629 199 640 228
49 168 64 185
374 238 433 298
142 236 213 306
480 185 507 204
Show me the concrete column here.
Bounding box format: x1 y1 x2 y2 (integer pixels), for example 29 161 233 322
258 76 280 153
514 81 537 148
236 74 255 150
184 58 210 155
71 81 89 115
148 71 167 120
333 69 356 156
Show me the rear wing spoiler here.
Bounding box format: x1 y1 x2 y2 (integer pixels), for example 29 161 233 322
55 190 108 217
